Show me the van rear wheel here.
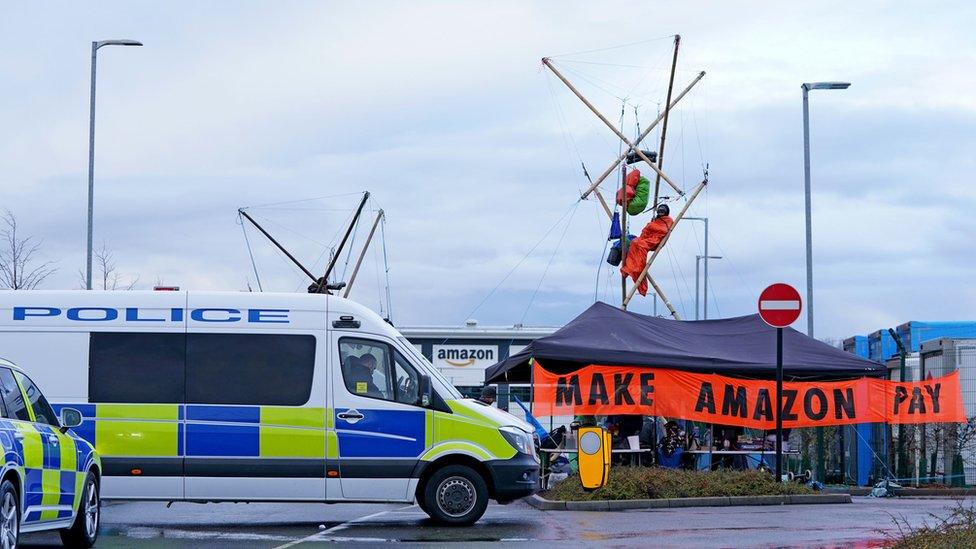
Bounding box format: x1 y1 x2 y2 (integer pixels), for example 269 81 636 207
420 465 488 526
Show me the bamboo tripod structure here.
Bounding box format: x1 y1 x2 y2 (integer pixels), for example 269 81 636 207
542 36 707 318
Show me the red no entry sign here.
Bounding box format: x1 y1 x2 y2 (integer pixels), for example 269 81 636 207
758 283 802 328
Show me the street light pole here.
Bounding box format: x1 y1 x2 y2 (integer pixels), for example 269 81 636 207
686 217 714 318
801 80 849 484
801 81 850 335
87 39 142 290
695 255 722 320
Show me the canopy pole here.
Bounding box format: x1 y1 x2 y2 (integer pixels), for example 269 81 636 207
579 71 705 201
623 177 707 307
541 58 683 197
342 209 384 298
653 34 681 208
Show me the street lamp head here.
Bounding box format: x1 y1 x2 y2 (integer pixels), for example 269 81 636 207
95 39 143 49
803 82 851 91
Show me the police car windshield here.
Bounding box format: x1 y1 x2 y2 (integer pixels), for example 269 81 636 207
398 337 463 399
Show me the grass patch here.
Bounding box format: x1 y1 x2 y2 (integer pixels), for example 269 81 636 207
546 467 815 501
890 503 976 548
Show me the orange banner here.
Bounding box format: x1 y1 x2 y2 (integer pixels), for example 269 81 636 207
532 361 966 429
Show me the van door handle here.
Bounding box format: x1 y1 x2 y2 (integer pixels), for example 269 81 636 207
12 433 23 441
47 435 59 446
337 410 364 421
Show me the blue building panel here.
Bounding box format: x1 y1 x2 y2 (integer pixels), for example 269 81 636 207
843 336 869 358
896 321 976 353
868 330 898 362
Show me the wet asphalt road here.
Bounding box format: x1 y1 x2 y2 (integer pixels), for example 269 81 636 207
18 497 975 548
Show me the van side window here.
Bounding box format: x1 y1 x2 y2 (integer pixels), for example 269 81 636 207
186 333 316 406
15 372 59 427
0 368 29 421
339 338 421 406
89 332 186 403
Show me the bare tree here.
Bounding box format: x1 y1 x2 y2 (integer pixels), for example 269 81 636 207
0 210 57 290
77 243 139 290
819 337 844 349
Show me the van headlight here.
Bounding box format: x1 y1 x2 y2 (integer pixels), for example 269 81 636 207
500 426 535 457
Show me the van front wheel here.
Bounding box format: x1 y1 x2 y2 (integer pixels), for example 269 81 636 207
420 465 488 526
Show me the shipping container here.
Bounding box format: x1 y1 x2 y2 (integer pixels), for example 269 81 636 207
843 335 869 358
868 329 899 362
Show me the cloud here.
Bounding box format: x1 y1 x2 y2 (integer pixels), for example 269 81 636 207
1 1 974 340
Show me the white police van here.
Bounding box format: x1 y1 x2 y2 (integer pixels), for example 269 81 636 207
0 290 538 525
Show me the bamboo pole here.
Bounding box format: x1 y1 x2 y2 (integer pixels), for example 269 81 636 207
238 209 317 282
579 71 705 201
342 209 384 298
623 178 708 306
653 35 681 209
315 191 370 293
647 274 680 319
592 187 613 219
541 58 683 197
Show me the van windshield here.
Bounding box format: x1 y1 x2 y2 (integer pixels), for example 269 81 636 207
398 337 463 399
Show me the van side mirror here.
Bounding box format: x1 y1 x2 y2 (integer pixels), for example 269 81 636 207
419 374 432 407
59 407 83 431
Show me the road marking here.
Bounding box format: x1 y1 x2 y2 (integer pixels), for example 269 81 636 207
273 504 416 548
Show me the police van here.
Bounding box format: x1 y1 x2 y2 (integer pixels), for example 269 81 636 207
0 290 539 525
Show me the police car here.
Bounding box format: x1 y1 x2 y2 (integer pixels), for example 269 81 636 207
0 357 101 548
0 291 538 526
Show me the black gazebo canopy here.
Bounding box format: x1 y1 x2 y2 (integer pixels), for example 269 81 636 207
484 302 883 383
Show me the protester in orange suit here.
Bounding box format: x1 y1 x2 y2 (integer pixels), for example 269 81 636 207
620 203 674 296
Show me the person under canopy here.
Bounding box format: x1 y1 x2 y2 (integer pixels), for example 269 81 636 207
620 203 674 296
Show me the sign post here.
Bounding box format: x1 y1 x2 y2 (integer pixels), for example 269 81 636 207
758 283 803 481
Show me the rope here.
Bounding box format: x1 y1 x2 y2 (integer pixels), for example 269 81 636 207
664 244 689 319
243 192 363 210
709 233 757 302
544 71 590 196
371 226 385 318
548 35 676 58
339 205 364 282
458 199 583 328
249 212 335 249
238 213 263 292
557 59 651 69
520 201 581 325
380 212 393 321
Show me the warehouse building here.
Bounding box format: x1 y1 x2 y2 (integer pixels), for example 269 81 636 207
843 321 976 486
399 320 557 408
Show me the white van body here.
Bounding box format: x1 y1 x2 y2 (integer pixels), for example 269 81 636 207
0 291 539 524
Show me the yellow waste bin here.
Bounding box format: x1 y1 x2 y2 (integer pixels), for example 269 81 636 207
577 426 611 490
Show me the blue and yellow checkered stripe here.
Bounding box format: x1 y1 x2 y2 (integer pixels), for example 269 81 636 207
56 404 329 460
0 419 89 523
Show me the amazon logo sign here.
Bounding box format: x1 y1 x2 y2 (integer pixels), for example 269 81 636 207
433 345 497 368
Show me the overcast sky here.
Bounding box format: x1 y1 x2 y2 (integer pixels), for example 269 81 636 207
1 1 974 339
